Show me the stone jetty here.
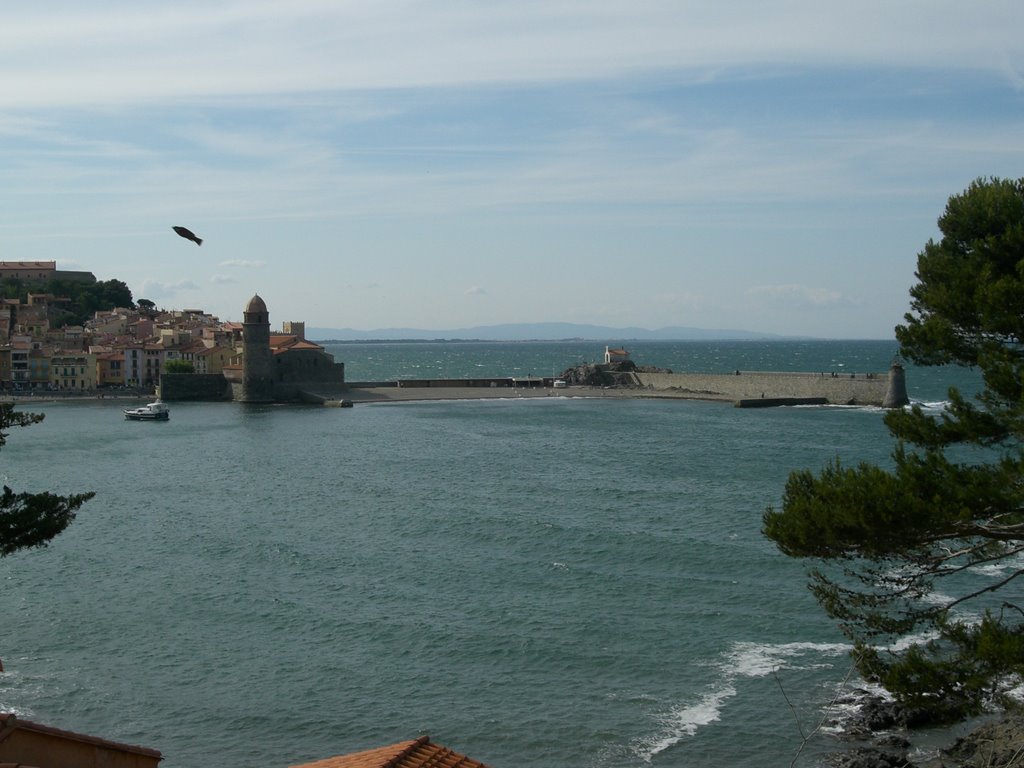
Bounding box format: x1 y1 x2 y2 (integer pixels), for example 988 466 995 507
311 360 910 408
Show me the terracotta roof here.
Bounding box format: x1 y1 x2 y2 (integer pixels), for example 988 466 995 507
289 736 490 768
269 334 298 348
0 713 161 760
270 336 325 354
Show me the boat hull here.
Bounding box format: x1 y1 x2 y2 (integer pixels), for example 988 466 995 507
123 401 170 421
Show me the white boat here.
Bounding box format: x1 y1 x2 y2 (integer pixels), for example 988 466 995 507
123 400 170 421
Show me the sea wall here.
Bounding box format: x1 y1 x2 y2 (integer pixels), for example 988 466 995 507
633 370 892 406
159 373 232 401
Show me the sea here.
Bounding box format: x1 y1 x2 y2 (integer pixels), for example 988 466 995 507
0 340 983 767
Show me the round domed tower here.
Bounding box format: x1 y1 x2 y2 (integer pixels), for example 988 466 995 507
241 293 274 402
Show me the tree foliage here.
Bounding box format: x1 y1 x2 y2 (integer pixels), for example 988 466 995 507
0 404 94 557
164 359 195 374
0 277 133 327
764 177 1024 722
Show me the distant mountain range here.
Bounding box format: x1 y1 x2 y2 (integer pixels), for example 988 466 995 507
307 322 794 342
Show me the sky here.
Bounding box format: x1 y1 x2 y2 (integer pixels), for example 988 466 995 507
2 2 1023 338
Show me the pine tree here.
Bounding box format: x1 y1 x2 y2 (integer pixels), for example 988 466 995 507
764 177 1024 722
0 404 93 557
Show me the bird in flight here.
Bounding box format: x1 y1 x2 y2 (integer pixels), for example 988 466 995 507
172 226 203 246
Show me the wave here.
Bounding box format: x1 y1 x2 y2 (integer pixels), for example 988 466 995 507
910 399 951 413
797 403 886 412
633 640 851 762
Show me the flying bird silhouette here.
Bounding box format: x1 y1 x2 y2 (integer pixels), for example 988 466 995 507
172 226 202 246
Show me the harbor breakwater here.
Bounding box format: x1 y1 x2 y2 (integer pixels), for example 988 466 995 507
311 362 908 407
633 366 906 407
159 359 909 408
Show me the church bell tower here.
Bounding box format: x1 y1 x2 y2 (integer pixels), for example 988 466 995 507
241 294 274 402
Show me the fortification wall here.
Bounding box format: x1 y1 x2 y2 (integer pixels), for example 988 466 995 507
159 373 232 401
273 350 345 384
633 371 890 406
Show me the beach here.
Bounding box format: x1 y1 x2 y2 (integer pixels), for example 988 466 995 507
333 383 658 404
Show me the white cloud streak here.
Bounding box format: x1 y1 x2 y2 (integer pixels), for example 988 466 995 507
2 2 1022 108
747 284 843 307
140 279 200 299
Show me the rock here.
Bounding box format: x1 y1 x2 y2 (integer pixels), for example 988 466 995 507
838 693 905 737
826 747 915 768
876 735 912 750
941 714 1024 767
557 360 672 388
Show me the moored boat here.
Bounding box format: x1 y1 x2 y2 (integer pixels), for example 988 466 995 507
123 400 170 421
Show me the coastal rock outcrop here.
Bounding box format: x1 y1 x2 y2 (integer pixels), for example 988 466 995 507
827 747 914 767
940 715 1024 767
824 691 1024 768
558 360 672 388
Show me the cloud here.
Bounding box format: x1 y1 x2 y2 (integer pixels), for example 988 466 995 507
139 279 200 299
219 259 266 268
465 285 486 296
746 284 843 307
2 2 1021 109
210 274 237 284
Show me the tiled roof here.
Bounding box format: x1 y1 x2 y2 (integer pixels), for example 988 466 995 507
269 334 297 348
270 335 324 352
0 713 161 759
289 736 490 768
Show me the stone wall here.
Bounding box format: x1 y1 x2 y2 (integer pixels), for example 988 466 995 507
159 373 232 401
633 370 892 406
273 349 345 384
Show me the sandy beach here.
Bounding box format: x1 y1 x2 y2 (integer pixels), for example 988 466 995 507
329 384 727 405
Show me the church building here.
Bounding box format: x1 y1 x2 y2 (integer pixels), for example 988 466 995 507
234 294 345 402
161 294 345 402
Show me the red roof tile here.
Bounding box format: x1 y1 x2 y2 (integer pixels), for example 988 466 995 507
289 736 490 768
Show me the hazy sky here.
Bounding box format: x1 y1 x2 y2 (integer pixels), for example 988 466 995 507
3 2 1023 338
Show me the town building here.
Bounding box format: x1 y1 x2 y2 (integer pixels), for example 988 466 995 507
604 346 630 364
0 264 344 400
50 353 97 390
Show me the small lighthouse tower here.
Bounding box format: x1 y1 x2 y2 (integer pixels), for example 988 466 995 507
882 358 910 408
241 293 274 403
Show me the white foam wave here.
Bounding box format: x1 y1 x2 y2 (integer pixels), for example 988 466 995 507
910 399 951 413
726 641 851 678
969 552 1024 577
641 684 736 758
634 640 852 761
815 403 886 413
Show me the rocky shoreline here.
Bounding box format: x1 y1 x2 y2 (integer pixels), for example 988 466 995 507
825 694 1024 767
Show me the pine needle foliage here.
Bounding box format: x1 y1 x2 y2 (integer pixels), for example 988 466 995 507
0 403 94 557
764 177 1024 723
